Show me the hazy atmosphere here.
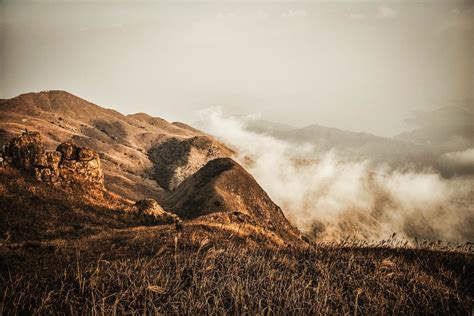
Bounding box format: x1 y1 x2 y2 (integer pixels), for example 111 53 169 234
1 1 474 313
1 0 473 136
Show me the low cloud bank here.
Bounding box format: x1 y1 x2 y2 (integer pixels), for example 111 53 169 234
196 109 473 242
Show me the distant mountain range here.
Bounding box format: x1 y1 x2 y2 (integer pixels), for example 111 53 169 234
243 112 474 175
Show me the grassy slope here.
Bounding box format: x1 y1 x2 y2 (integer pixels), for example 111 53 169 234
0 168 473 314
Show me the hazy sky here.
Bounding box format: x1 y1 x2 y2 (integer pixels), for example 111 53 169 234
1 0 473 137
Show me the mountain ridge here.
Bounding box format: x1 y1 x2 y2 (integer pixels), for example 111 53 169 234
0 90 307 248
0 90 234 201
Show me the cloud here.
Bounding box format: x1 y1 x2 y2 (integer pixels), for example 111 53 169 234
438 8 474 32
443 148 474 166
195 108 474 242
216 10 270 20
253 10 269 20
376 6 397 19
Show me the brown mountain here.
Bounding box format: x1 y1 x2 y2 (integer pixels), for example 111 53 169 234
165 157 304 246
0 90 232 202
0 92 471 315
0 90 306 248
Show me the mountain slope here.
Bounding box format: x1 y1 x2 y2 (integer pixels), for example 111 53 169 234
165 158 305 246
0 91 306 248
0 92 472 315
0 91 233 201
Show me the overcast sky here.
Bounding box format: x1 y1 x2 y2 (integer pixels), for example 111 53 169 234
1 0 472 137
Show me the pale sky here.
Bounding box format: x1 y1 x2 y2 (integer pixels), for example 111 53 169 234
1 0 473 137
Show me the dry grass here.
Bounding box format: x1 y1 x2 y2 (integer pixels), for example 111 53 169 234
0 166 473 314
1 236 472 315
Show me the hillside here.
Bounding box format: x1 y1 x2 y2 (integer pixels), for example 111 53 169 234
0 126 302 246
246 121 435 166
0 92 472 314
0 161 472 313
165 158 304 246
0 164 472 314
0 91 233 201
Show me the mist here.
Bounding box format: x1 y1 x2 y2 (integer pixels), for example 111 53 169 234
196 109 474 242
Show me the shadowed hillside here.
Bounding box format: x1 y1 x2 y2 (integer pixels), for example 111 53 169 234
166 158 304 246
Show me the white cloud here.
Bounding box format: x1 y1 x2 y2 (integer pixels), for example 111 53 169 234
439 7 474 32
195 109 474 242
376 6 397 19
216 10 270 20
253 10 269 20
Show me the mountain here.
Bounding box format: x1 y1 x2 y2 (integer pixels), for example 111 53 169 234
165 157 304 246
0 92 471 314
244 119 471 174
394 106 474 148
0 90 307 248
0 91 232 201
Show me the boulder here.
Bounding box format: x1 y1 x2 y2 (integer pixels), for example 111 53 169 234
133 198 181 225
7 131 45 169
56 143 78 160
77 147 95 161
58 158 104 186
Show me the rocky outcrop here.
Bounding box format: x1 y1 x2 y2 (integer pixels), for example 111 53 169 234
2 131 104 188
132 198 181 226
5 131 45 169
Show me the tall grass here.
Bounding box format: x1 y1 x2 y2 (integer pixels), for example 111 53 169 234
1 239 472 314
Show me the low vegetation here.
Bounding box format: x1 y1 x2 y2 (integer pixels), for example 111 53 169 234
0 145 472 314
1 231 472 314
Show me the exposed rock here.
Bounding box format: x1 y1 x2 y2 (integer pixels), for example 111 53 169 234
44 151 62 168
57 143 78 160
133 198 181 225
57 157 103 187
77 147 95 161
4 131 104 189
7 131 45 170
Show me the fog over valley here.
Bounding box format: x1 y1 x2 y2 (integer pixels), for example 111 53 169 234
1 1 474 313
195 108 474 242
